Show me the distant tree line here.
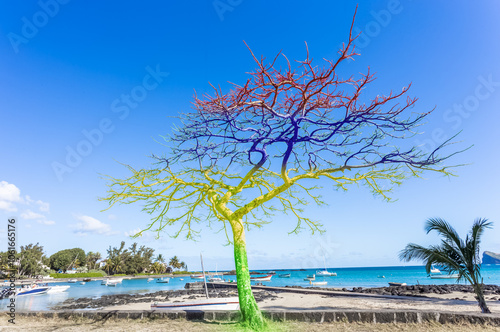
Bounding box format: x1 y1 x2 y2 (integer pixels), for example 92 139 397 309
0 241 188 278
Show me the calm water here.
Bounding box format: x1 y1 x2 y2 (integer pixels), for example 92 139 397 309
2 265 499 311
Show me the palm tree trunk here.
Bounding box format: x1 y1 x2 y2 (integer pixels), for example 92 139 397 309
473 283 491 313
231 220 265 329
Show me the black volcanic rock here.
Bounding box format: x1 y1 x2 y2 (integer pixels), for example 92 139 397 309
483 251 500 264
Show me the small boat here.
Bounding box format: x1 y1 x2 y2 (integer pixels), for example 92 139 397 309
268 271 276 275
430 274 459 279
304 274 315 281
278 273 291 278
80 282 86 285
147 278 154 282
208 277 223 282
47 285 70 293
156 278 170 283
83 278 92 282
388 282 407 287
250 275 272 282
152 297 240 311
106 281 119 287
190 275 205 280
68 279 77 283
430 265 441 274
309 280 327 286
377 275 386 278
180 278 184 281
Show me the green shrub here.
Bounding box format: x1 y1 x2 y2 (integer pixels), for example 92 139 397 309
89 269 107 276
49 273 104 278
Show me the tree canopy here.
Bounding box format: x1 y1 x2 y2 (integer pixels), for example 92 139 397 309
49 248 86 271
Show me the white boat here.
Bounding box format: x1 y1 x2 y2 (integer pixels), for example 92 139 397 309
377 275 386 278
250 274 272 282
316 254 337 276
430 265 441 274
47 285 70 293
278 273 291 278
110 277 123 283
309 280 327 286
208 264 223 282
147 278 154 282
156 278 170 283
16 284 50 296
304 274 315 281
152 297 240 311
106 281 119 286
430 274 459 279
80 282 86 285
190 275 205 279
101 277 123 285
152 253 239 311
68 279 78 283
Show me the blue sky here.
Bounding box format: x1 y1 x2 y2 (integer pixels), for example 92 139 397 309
1 0 499 271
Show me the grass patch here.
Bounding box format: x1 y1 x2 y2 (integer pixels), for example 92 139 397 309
49 272 104 278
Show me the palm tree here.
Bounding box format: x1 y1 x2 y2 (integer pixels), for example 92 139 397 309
169 256 181 270
399 218 493 313
156 254 165 264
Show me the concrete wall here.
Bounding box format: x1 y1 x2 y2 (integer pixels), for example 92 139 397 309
17 310 500 325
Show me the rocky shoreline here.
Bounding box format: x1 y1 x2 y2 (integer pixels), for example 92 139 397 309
52 288 279 310
53 284 500 310
291 284 500 299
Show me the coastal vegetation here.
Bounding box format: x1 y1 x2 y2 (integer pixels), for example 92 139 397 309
400 218 493 313
100 9 463 330
0 241 188 279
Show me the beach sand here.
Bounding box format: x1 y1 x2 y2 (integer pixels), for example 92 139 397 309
102 289 500 314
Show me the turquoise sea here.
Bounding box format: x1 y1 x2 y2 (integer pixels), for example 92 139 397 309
2 265 499 311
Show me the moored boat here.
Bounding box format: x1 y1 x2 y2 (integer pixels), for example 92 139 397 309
304 274 315 281
430 274 459 279
250 274 272 282
308 280 327 286
388 282 407 286
156 278 170 283
47 285 70 293
68 279 77 283
152 297 240 311
16 284 50 296
278 273 291 278
190 275 205 279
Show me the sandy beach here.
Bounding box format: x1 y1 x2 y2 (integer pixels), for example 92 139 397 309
101 289 500 314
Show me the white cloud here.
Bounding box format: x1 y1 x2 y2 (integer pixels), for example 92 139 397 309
21 209 45 220
36 200 50 212
72 215 117 236
37 219 56 225
0 181 22 212
124 228 142 237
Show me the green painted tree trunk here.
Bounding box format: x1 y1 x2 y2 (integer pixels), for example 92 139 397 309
232 221 265 329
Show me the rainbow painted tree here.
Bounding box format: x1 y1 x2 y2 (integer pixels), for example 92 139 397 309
102 16 461 329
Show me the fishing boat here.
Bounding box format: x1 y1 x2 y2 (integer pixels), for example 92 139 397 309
304 274 315 281
388 282 407 286
278 273 291 278
47 285 70 293
430 274 459 279
83 278 92 282
156 278 170 283
208 264 223 282
106 280 119 287
190 275 205 280
68 279 78 283
309 280 327 286
152 253 239 311
250 274 272 282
